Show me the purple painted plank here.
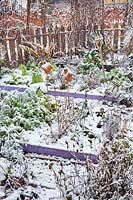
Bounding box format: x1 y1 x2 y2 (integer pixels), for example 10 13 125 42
20 143 99 164
0 85 116 102
48 90 116 102
0 85 26 92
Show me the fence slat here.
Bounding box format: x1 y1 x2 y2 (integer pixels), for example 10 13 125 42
21 28 29 62
42 25 47 47
54 28 60 52
1 30 10 65
36 28 41 43
60 25 65 52
8 30 16 65
48 25 54 45
28 28 35 42
80 25 86 48
113 23 119 51
16 30 23 64
1 27 127 66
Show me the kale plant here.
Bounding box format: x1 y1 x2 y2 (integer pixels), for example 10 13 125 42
77 50 101 74
0 89 56 138
102 68 131 95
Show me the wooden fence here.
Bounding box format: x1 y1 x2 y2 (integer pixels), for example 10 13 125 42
0 25 125 67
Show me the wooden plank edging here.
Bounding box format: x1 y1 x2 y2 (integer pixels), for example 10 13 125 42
48 90 116 102
0 85 26 92
20 143 99 164
0 85 117 102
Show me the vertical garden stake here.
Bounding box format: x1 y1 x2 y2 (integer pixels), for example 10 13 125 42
41 62 53 138
64 69 73 108
95 38 105 80
54 87 60 136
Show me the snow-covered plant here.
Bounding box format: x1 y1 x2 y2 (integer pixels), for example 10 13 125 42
4 73 30 85
55 99 80 139
51 108 133 200
51 134 132 200
0 138 29 199
20 64 28 76
90 137 132 200
0 90 7 100
77 50 101 74
103 68 130 95
0 89 56 137
103 108 121 140
0 138 24 162
32 68 43 83
26 56 37 70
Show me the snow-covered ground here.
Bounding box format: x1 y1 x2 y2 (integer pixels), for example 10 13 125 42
0 55 132 199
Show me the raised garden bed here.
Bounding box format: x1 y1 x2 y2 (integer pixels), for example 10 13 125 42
0 18 132 199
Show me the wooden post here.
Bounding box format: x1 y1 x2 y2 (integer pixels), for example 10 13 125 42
1 30 10 66
80 25 86 48
42 25 47 47
55 25 60 52
36 28 41 44
16 30 23 64
26 0 31 30
8 30 16 66
71 0 80 53
60 25 65 52
114 22 119 52
101 0 105 47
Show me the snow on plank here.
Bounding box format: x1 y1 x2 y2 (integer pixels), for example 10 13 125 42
0 85 116 102
48 90 116 102
0 85 26 92
20 143 99 164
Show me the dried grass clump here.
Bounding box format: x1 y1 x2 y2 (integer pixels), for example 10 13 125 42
55 99 80 139
91 139 132 200
19 42 55 62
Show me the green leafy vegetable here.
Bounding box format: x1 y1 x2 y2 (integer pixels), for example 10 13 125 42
20 64 28 76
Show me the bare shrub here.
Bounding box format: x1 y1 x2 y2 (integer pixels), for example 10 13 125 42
50 108 133 200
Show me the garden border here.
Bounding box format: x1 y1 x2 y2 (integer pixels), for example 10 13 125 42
20 143 99 164
0 85 117 102
0 84 116 164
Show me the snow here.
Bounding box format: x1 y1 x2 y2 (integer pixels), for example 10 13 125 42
0 158 10 182
20 98 105 154
0 54 133 199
